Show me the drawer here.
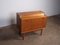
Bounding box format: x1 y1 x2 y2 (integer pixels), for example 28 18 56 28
32 17 47 29
21 19 32 33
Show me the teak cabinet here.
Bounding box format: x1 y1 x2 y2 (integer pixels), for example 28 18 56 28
17 11 47 39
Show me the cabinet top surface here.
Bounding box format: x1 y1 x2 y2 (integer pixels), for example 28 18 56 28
17 11 47 19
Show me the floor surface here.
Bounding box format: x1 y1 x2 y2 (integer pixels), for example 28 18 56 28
0 15 60 45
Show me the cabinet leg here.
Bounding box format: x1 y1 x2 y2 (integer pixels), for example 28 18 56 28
21 34 24 40
40 29 43 35
19 32 24 40
19 33 24 40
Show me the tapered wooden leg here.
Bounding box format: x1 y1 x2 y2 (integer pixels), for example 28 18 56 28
40 29 43 35
21 34 24 40
19 32 24 40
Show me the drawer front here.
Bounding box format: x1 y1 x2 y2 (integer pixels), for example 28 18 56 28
32 17 47 29
21 19 32 33
21 17 47 33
